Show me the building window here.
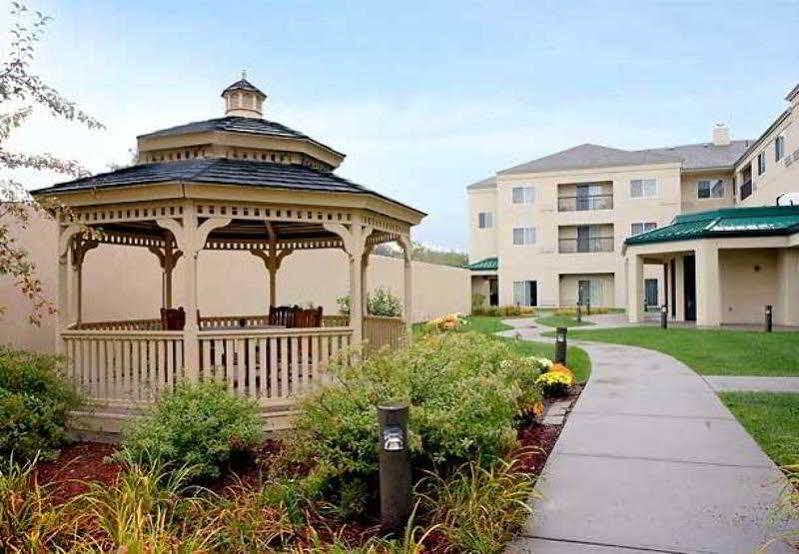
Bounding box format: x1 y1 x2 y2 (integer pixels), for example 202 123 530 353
512 227 536 245
631 222 657 235
630 179 657 198
513 280 537 306
757 151 766 175
512 186 535 204
697 179 724 199
478 212 493 229
776 136 785 162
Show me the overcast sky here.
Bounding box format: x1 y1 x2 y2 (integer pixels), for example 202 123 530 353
5 0 798 250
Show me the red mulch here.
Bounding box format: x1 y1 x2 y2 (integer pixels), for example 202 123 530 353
34 442 123 505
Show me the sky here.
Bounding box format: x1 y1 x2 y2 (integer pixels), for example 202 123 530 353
5 0 799 250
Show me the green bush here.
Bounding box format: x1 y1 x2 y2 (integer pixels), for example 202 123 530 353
290 333 543 483
473 305 537 317
0 347 80 461
120 382 264 481
336 287 403 318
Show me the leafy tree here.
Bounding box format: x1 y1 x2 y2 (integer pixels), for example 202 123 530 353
373 241 467 268
1 1 102 324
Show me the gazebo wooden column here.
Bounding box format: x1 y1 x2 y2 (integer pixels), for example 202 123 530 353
157 206 231 381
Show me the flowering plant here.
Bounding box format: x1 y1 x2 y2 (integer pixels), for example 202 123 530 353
426 313 467 332
536 370 574 397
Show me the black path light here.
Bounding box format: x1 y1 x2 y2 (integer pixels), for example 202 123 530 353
765 305 773 333
576 303 582 323
661 304 668 329
555 327 567 365
378 403 412 532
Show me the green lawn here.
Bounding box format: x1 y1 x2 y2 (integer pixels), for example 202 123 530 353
535 315 595 329
464 316 591 383
720 392 799 466
556 327 799 377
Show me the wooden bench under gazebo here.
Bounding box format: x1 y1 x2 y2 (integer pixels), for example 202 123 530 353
32 76 425 431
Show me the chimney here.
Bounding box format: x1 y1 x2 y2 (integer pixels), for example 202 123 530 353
712 123 730 146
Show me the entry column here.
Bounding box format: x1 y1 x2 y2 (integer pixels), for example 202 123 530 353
695 243 721 327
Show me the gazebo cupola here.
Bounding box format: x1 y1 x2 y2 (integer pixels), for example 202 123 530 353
222 73 267 118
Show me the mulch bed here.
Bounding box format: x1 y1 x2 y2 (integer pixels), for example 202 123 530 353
32 385 584 550
34 442 123 505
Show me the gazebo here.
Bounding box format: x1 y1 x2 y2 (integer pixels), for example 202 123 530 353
33 77 425 430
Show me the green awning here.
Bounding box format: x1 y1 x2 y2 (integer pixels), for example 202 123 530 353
467 257 498 271
625 206 799 246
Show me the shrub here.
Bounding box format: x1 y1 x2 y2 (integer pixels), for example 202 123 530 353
119 382 264 481
474 305 537 317
290 333 543 486
419 457 536 553
0 347 80 461
553 306 613 316
337 287 403 317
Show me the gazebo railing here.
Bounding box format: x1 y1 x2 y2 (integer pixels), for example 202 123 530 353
60 326 353 407
62 329 185 404
198 327 352 406
364 315 407 352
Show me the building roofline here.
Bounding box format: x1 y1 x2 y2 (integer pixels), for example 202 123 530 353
733 108 792 168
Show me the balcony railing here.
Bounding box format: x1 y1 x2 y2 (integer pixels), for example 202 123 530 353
558 236 615 253
557 194 613 212
740 180 753 201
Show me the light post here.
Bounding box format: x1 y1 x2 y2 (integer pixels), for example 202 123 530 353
661 304 668 329
555 327 567 365
378 404 411 532
765 305 773 333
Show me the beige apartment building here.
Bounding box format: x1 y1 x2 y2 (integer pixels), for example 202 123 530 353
468 82 799 325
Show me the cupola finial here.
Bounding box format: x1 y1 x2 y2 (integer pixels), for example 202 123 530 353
221 74 266 118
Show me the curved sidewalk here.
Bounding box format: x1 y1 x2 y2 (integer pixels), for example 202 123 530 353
502 318 796 554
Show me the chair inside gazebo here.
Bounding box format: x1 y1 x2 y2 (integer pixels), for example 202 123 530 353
59 214 409 415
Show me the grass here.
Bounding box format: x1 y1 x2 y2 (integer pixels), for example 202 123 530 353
719 392 799 466
463 316 591 383
553 327 799 377
535 315 595 329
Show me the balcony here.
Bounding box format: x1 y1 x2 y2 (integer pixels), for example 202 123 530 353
559 236 615 253
740 180 753 201
557 193 614 212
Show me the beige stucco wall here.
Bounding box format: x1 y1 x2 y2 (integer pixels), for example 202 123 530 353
735 96 798 207
680 170 735 214
719 249 779 324
0 214 470 354
468 188 498 263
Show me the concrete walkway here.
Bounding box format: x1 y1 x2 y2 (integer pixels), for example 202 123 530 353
502 318 797 554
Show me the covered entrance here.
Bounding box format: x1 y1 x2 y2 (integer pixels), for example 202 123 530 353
624 207 799 327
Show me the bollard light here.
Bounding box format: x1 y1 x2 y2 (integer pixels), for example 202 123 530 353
660 304 668 329
765 305 773 333
378 404 412 533
586 300 591 316
576 303 582 323
555 327 567 365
